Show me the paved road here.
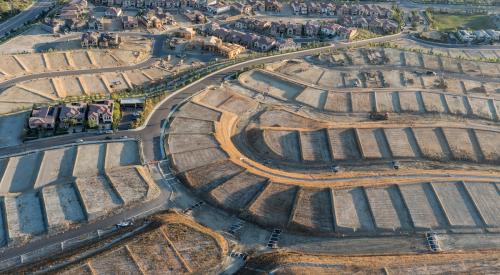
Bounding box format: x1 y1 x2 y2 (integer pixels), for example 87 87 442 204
0 59 158 90
0 163 173 262
0 0 54 37
0 32 406 262
0 34 166 90
1 30 497 265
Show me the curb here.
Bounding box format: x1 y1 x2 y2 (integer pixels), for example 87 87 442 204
0 138 138 160
134 32 404 132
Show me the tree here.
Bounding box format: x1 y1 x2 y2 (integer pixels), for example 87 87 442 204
86 119 98 129
64 117 77 128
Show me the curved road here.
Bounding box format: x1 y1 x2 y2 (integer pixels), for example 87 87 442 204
0 30 498 264
0 35 166 90
0 32 429 263
0 0 54 37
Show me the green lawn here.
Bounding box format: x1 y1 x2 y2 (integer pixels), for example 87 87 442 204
353 29 381 41
432 14 496 31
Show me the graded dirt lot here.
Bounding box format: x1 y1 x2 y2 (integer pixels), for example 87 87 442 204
239 251 500 274
0 141 158 248
164 49 500 242
0 66 170 114
49 212 227 275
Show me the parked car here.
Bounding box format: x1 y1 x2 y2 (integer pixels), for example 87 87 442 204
116 219 134 228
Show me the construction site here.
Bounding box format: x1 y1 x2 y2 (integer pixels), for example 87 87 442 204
1 45 499 273
0 140 159 248
161 46 500 272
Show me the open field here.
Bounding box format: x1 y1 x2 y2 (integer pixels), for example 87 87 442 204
431 13 496 31
0 141 158 248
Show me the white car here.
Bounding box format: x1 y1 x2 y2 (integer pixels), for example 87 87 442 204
76 139 84 143
116 219 134 228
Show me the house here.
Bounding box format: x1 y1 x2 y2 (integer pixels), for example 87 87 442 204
183 10 205 23
307 2 321 14
153 9 176 25
253 36 275 51
255 20 271 33
88 16 104 31
175 27 196 39
88 100 114 126
81 32 99 47
485 29 500 41
186 0 214 8
212 27 231 40
207 1 231 14
105 7 123 17
264 0 282 12
286 22 302 37
473 30 490 41
321 24 342 37
250 0 265 12
339 27 357 40
275 38 298 51
240 33 259 48
217 43 245 59
291 1 307 15
140 14 162 28
231 2 252 15
59 0 87 26
41 18 63 33
122 15 139 29
59 10 81 27
321 3 335 16
203 22 220 34
226 30 245 44
59 102 87 128
355 17 368 29
269 21 284 36
29 106 60 129
98 32 121 48
198 36 245 58
382 19 398 34
304 21 320 37
456 29 475 43
234 18 250 29
140 8 172 28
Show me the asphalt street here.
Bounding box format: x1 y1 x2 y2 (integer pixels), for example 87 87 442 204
0 27 497 267
0 31 453 264
0 33 407 161
0 0 54 37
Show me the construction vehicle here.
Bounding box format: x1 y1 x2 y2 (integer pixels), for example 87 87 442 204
369 111 389 120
